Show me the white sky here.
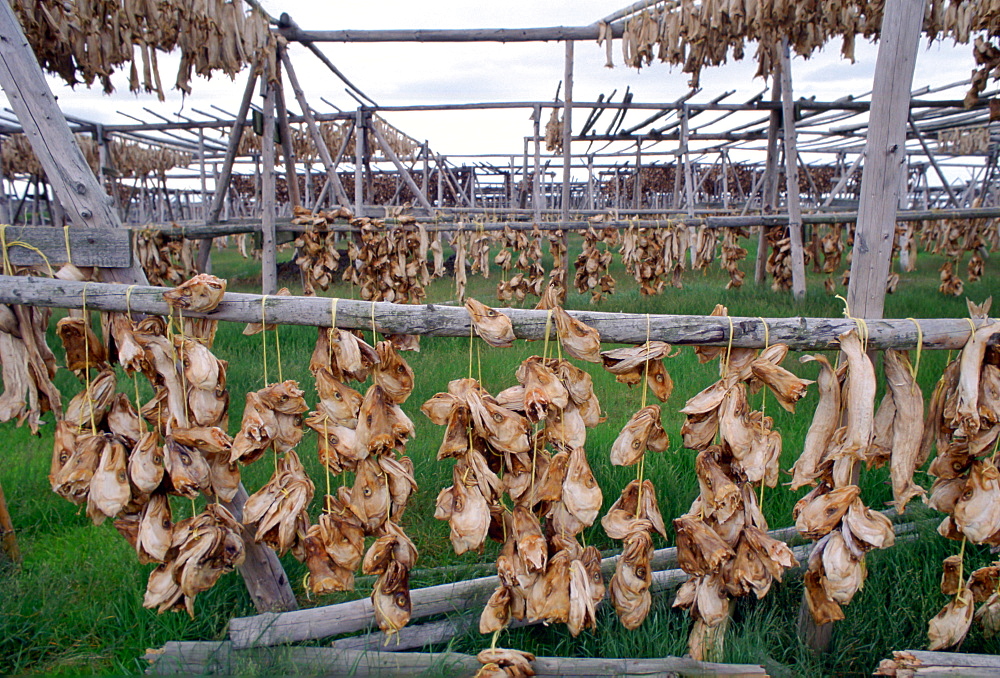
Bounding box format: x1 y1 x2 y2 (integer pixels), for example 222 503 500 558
4 1 984 166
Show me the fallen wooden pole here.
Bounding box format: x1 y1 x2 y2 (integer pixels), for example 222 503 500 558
227 519 923 650
0 275 993 350
145 641 766 676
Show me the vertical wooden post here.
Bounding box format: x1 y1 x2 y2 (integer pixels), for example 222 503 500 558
561 40 574 223
354 109 365 215
198 129 208 221
634 142 643 208
261 69 278 296
422 142 430 198
198 64 259 272
532 105 542 222
0 481 20 563
437 155 444 206
273 51 300 210
369 120 434 211
682 105 695 218
846 0 926 321
779 40 807 301
755 70 783 284
587 155 595 210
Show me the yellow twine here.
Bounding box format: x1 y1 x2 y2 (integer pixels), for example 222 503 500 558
468 312 475 377
542 309 553 362
965 317 978 341
722 316 735 377
275 316 283 383
63 224 72 265
125 286 144 430
260 295 269 384
328 297 339 371
0 238 54 277
835 294 869 352
0 224 11 275
757 317 770 416
370 301 377 346
81 284 97 436
906 317 923 384
636 313 652 517
323 418 332 509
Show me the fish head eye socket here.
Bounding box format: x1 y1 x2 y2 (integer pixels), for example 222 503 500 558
636 567 646 578
60 453 69 463
492 413 504 423
329 436 339 445
363 487 372 497
395 593 408 608
280 394 288 402
367 415 373 425
397 365 406 374
162 519 171 529
633 440 641 449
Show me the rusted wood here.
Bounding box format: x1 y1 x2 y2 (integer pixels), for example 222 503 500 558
0 481 20 562
146 641 766 676
0 275 991 351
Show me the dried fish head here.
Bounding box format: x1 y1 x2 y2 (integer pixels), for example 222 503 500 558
749 360 813 412
793 485 860 540
820 530 865 604
516 355 570 422
954 459 1000 543
609 405 663 466
162 273 226 312
373 340 415 404
163 438 211 499
552 306 601 363
128 430 164 494
513 505 548 573
350 457 391 535
695 449 741 523
561 446 602 528
468 396 530 454
465 298 516 348
372 560 412 636
927 587 975 651
674 513 735 576
87 435 131 523
107 393 142 448
137 492 173 563
843 497 895 551
56 316 107 372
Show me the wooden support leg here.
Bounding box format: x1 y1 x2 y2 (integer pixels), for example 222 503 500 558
0 481 20 563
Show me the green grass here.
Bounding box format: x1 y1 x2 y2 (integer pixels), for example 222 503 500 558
1 231 996 675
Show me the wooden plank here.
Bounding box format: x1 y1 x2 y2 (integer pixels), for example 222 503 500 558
0 480 20 562
261 72 278 296
898 651 1000 669
845 0 924 321
146 641 765 676
0 226 130 267
278 25 624 44
0 275 993 351
0 1 146 286
222 484 297 612
779 40 807 301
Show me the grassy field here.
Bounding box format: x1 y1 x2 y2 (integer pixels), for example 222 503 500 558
1 231 997 676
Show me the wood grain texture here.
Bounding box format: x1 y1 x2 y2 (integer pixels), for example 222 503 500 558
260 75 278 296
845 0 925 320
146 641 766 676
779 40 807 301
0 226 130 267
0 275 991 351
0 2 146 285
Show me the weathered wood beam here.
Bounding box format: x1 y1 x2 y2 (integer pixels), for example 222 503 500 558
145 641 766 676
0 1 146 286
273 51 301 209
845 0 926 322
368 118 434 210
0 275 992 351
779 40 807 301
278 49 352 209
908 114 960 208
260 73 278 295
277 24 626 43
0 226 130 267
198 65 259 273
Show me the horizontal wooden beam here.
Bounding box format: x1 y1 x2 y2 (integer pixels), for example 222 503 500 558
0 226 132 268
146 641 766 676
142 204 1000 239
0 276 987 350
277 24 624 43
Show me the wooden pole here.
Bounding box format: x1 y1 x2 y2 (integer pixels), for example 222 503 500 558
198 65 260 272
0 481 20 563
261 70 278 296
273 50 301 210
369 120 434 210
779 40 807 301
561 41 574 220
682 105 695 218
198 129 208 221
755 71 782 284
908 114 960 207
634 142 643 208
532 105 542 221
0 1 146 285
278 50 351 208
845 0 926 321
354 109 365 214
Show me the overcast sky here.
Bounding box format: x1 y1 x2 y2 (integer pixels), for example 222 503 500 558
6 1 984 163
